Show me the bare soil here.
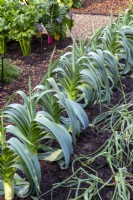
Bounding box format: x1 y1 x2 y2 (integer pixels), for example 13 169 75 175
72 0 131 15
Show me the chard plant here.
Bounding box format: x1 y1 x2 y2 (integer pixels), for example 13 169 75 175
72 0 83 8
39 0 73 39
57 0 83 8
56 0 73 8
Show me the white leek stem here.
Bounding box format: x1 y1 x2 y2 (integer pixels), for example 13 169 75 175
3 179 14 200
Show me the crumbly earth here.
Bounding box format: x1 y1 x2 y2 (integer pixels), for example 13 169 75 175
72 0 131 15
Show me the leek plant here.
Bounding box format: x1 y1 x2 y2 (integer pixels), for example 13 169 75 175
116 4 133 27
0 121 15 200
0 117 41 199
112 168 133 200
93 25 131 75
49 121 133 199
34 77 89 144
47 90 133 199
45 46 119 107
93 92 133 132
42 37 92 105
51 167 109 200
4 85 73 166
51 47 86 101
40 52 89 143
88 7 133 75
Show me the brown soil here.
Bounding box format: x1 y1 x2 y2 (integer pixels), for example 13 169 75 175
0 36 72 108
71 0 131 15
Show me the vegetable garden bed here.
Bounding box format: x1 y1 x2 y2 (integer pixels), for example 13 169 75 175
23 76 133 200
0 1 133 200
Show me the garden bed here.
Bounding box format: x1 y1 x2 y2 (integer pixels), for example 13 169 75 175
0 1 133 200
1 38 132 200
36 78 133 200
11 76 132 200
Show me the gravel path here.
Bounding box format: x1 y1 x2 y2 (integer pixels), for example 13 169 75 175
70 14 116 39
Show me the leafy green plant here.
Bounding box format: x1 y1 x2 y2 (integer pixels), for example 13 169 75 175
39 0 73 39
72 0 83 8
0 58 21 83
0 0 73 54
0 1 10 55
57 0 83 8
57 0 73 8
8 3 39 55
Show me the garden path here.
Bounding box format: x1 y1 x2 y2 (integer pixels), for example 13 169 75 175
70 14 115 38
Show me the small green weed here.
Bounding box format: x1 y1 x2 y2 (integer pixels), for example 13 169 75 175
0 58 21 83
